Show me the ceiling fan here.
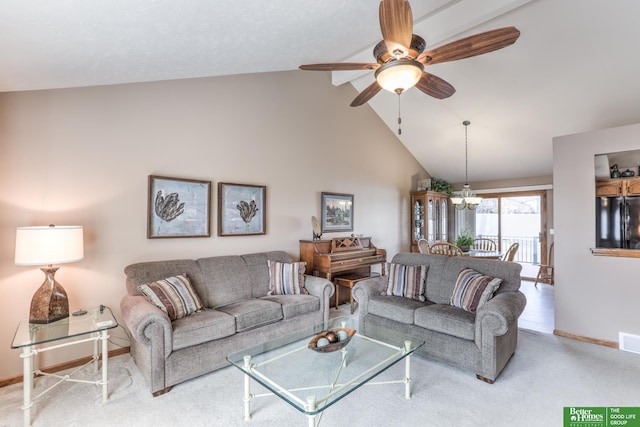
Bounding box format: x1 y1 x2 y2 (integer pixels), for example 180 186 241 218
299 0 520 107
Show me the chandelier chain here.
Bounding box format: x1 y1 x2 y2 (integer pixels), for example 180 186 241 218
464 121 469 184
452 120 481 210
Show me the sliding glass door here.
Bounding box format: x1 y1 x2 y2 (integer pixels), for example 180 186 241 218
475 191 548 278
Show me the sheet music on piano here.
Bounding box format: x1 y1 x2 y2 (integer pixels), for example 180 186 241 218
299 236 386 281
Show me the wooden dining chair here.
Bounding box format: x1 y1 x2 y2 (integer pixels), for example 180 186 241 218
534 242 554 287
429 242 463 257
417 239 430 254
473 238 497 251
501 243 519 261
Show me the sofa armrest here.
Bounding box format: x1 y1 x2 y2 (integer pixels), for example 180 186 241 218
474 291 527 345
120 294 173 358
353 276 387 316
304 275 334 325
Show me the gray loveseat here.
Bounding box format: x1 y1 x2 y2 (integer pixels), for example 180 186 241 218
120 251 334 396
353 252 525 383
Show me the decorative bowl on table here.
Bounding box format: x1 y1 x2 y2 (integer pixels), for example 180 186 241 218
308 328 356 353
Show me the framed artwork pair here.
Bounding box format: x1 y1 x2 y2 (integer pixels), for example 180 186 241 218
147 175 266 238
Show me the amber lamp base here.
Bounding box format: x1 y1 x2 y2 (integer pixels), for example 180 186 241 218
29 266 69 324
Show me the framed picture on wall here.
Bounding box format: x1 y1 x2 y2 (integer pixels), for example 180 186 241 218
218 182 266 236
147 175 211 238
321 192 354 232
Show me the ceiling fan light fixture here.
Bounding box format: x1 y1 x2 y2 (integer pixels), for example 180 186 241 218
299 0 520 107
374 59 424 93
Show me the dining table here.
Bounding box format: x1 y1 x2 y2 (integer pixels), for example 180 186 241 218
462 250 502 260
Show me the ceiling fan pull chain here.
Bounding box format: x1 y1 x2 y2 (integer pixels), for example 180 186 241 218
397 91 402 135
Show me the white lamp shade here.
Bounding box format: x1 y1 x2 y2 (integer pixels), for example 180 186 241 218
466 197 483 205
15 225 84 266
375 60 424 93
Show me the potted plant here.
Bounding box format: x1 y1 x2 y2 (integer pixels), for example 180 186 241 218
455 229 474 252
431 178 453 196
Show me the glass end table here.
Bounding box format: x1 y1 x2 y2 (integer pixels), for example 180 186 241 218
11 306 118 427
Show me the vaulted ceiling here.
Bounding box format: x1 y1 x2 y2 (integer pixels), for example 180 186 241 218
2 0 640 184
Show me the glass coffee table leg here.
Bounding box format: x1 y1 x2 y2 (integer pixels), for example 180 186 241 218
404 340 412 400
305 395 317 427
243 356 253 421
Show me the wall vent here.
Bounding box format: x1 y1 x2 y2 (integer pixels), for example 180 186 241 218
619 332 640 354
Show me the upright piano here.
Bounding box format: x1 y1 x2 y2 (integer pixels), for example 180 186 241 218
299 236 386 281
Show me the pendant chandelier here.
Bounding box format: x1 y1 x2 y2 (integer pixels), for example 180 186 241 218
451 120 482 210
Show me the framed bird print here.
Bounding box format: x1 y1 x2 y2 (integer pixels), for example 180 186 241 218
147 175 211 238
218 182 266 236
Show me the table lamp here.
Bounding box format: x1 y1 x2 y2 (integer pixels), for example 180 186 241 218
15 225 84 324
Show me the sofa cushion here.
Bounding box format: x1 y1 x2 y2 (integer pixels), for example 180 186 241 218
197 256 252 307
267 260 308 295
260 294 320 318
138 274 204 321
441 256 521 298
382 263 427 301
172 309 236 351
216 299 283 332
124 259 204 299
242 251 292 298
450 268 502 314
390 253 450 304
414 304 476 340
368 295 429 325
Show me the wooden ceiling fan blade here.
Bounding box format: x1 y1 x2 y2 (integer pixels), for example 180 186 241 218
350 81 382 107
299 62 380 71
379 0 413 56
418 26 520 66
415 72 455 99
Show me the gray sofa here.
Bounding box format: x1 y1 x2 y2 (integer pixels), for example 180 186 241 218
120 250 334 396
353 252 525 383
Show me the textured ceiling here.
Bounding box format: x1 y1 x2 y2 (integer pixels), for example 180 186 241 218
2 0 640 185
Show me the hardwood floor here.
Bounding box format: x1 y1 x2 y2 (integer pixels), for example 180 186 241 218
518 262 555 334
518 279 555 333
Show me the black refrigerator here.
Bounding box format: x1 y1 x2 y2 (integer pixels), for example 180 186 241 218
596 196 640 248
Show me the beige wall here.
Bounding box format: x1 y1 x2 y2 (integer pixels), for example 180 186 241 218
554 123 640 342
0 71 427 379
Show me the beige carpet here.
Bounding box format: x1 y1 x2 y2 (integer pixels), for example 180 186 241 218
1 329 639 427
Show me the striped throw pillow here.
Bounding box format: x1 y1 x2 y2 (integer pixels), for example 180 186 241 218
450 268 503 314
139 274 204 321
382 263 427 301
267 261 308 295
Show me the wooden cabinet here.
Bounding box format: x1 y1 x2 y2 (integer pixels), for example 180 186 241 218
411 191 448 252
596 180 622 197
596 178 640 196
625 178 640 195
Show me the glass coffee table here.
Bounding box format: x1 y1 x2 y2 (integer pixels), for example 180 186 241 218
227 317 424 426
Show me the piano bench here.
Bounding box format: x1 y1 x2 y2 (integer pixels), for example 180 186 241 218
334 272 380 314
